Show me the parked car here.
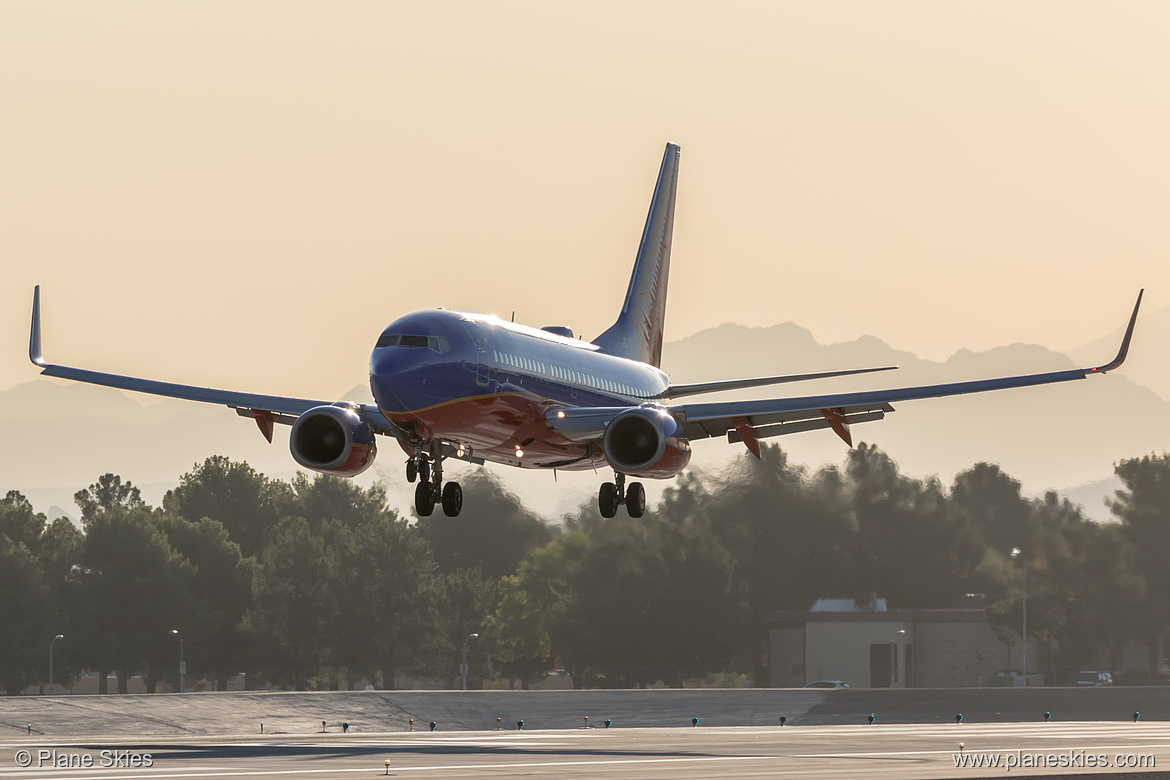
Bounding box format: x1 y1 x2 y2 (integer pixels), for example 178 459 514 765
1076 671 1113 686
804 680 850 689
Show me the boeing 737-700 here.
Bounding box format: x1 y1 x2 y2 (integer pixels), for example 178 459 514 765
29 143 1142 518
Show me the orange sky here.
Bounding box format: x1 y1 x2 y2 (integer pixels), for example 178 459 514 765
3 1 1167 400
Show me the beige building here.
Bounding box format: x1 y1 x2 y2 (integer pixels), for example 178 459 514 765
768 594 1043 688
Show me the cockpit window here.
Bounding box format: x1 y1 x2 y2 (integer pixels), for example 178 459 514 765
376 333 451 353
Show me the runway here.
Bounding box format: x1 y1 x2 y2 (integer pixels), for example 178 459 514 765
3 721 1169 779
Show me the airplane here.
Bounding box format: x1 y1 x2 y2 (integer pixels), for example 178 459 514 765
29 143 1142 519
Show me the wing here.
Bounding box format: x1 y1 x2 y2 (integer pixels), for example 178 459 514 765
677 290 1143 452
28 286 393 439
544 291 1142 456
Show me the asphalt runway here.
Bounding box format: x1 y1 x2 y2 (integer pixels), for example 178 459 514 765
2 722 1169 779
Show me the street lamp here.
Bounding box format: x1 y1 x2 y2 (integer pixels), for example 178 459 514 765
49 634 64 693
890 629 905 687
1011 547 1027 686
169 629 185 694
461 633 479 691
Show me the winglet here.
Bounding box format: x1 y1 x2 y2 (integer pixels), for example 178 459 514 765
1086 289 1143 374
29 286 46 367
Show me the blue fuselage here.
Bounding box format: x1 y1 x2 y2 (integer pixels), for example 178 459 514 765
369 309 670 469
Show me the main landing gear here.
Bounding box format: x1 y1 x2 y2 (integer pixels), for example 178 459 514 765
598 472 645 519
408 449 462 517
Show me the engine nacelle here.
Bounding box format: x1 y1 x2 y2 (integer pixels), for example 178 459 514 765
602 407 691 478
290 405 377 477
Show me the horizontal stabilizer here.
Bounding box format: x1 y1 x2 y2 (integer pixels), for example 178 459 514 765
665 365 898 399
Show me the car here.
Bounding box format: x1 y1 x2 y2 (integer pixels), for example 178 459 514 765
1076 671 1113 686
804 680 850 689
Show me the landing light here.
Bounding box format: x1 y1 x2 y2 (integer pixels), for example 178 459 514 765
515 448 524 458
557 410 566 418
457 445 465 457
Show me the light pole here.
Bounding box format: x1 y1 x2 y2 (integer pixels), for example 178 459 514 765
170 629 185 694
890 629 905 687
461 633 479 691
1011 548 1027 686
49 634 64 693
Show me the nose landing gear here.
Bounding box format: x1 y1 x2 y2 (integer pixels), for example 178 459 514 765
598 472 645 518
409 447 461 517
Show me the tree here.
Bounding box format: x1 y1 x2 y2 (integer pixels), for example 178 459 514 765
74 473 145 525
73 507 199 693
246 516 334 690
156 513 253 690
163 456 290 558
416 470 554 578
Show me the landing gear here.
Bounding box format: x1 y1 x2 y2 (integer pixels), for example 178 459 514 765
441 482 463 517
411 447 462 517
599 482 619 518
415 480 435 517
597 473 646 518
626 481 646 518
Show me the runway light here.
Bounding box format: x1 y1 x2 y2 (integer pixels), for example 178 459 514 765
260 721 263 734
1044 711 1051 722
27 724 31 735
1134 711 1141 722
517 720 524 730
496 717 501 730
955 713 963 724
779 716 786 726
691 717 699 727
959 742 965 754
408 718 413 731
321 720 326 733
584 716 588 728
868 713 876 725
605 719 612 728
430 721 438 731
343 722 350 733
385 760 391 775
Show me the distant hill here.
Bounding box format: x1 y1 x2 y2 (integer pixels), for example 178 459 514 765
3 322 1162 524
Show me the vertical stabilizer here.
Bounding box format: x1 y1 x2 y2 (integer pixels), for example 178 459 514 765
592 142 680 367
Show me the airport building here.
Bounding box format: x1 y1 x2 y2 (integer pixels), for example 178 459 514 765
767 593 1045 688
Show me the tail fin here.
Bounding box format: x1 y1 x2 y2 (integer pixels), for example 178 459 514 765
592 142 680 367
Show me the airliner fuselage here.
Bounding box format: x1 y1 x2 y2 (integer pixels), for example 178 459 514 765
371 309 681 473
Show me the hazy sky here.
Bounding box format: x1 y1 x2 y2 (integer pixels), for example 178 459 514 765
3 1 1167 401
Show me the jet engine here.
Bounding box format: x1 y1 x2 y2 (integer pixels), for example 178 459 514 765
290 404 377 477
602 407 691 478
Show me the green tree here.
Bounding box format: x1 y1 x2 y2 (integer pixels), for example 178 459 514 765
74 473 145 525
156 513 253 690
73 507 200 693
417 470 554 578
246 515 334 690
164 456 290 557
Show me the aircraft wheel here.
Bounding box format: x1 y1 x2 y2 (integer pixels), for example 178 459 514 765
415 480 435 517
406 459 417 483
598 482 619 518
626 481 646 518
442 481 463 517
419 460 431 484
